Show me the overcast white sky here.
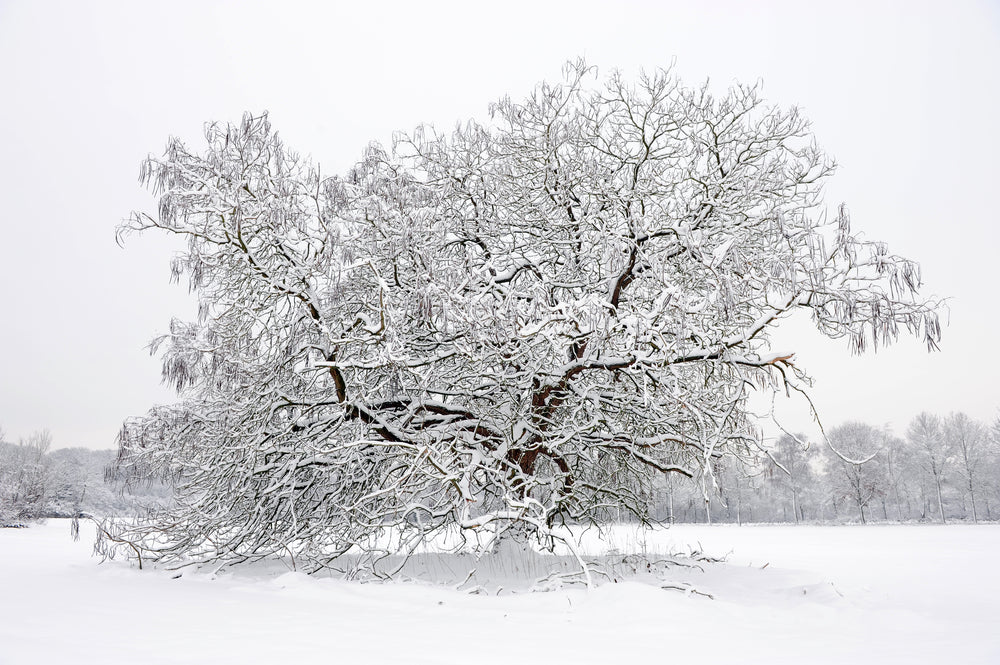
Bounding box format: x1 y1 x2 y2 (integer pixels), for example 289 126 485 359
1 0 997 450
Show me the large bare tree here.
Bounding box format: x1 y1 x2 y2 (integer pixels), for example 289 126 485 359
108 62 941 573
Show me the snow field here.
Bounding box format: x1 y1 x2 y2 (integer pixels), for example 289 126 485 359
0 521 997 664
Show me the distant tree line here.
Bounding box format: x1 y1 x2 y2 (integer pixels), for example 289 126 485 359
650 412 1000 524
0 427 169 527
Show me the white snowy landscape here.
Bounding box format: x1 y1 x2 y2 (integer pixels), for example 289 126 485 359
2 5 999 665
1 520 997 665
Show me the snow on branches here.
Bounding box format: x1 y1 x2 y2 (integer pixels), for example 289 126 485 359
108 62 941 573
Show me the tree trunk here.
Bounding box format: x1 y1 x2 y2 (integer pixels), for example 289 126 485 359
667 485 675 525
968 479 979 524
854 480 867 525
934 474 947 524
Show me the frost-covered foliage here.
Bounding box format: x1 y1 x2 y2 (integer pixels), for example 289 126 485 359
47 448 172 518
0 433 169 526
0 432 50 527
109 62 941 572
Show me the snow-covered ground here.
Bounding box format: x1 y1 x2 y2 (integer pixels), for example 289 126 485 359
1 521 997 664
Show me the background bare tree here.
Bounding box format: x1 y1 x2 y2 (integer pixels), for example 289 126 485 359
768 434 816 523
823 423 886 524
944 412 989 522
907 413 952 524
983 416 1000 519
880 432 910 521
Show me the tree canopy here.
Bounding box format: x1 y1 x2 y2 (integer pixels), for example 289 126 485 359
109 62 941 572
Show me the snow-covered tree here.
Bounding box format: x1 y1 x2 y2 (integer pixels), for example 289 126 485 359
0 430 52 527
823 423 886 524
879 432 912 521
985 417 1000 520
943 413 989 522
768 433 817 523
45 448 162 519
45 447 88 517
906 412 954 523
108 62 941 572
711 453 766 525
